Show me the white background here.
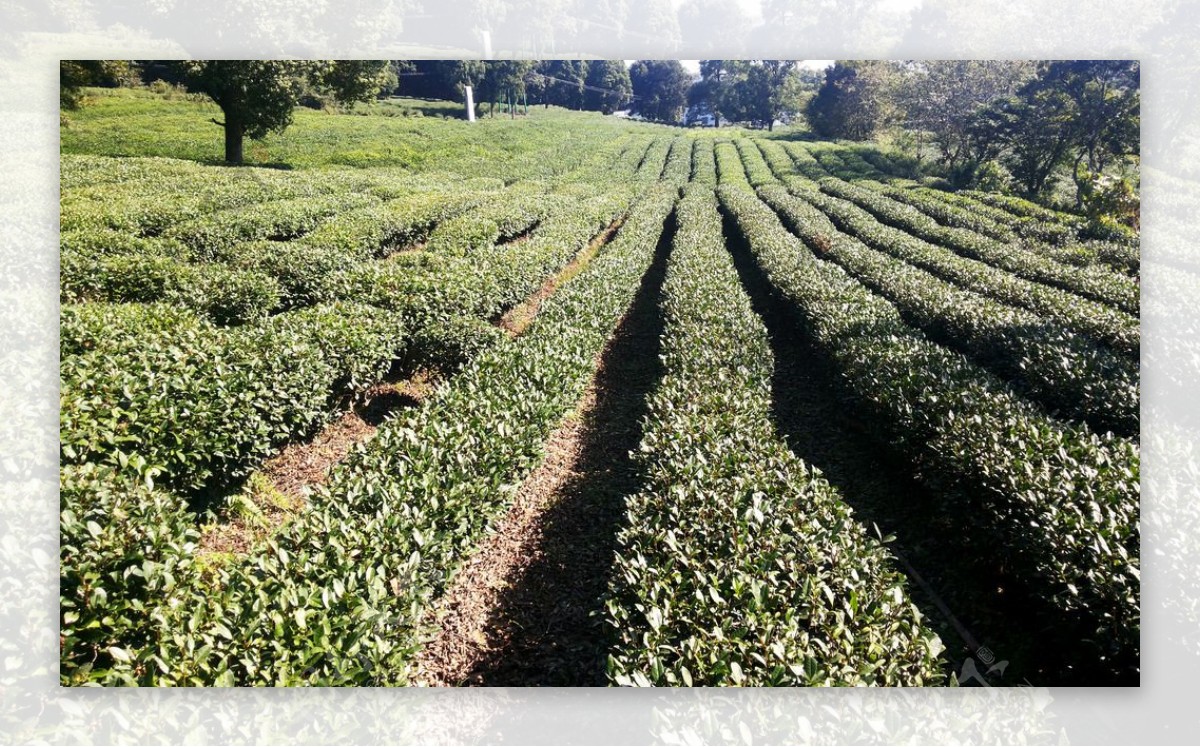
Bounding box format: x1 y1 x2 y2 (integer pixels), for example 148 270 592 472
1 0 1197 742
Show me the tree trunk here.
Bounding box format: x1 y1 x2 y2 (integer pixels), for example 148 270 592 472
223 117 244 164
1072 149 1089 209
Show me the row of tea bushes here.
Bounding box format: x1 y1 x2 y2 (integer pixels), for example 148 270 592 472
865 183 1141 276
212 240 359 310
60 301 410 495
58 185 680 686
852 145 924 181
861 181 1019 243
661 137 695 186
61 250 283 325
690 139 716 185
720 185 1140 676
961 188 1086 227
293 188 493 260
423 183 554 256
164 192 382 259
788 181 1141 359
60 301 203 359
805 145 852 178
60 161 328 235
340 186 636 325
60 155 473 235
821 178 1139 315
809 145 887 182
759 186 1139 438
715 141 752 190
834 146 893 181
605 187 946 686
634 138 674 182
60 227 190 260
753 139 801 185
60 463 208 685
780 142 831 181
733 138 777 189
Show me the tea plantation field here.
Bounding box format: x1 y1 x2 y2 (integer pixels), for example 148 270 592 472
60 92 1140 686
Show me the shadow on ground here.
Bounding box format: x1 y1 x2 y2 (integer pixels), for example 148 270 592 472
717 202 1105 685
462 209 676 686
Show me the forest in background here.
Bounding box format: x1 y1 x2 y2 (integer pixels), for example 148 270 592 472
61 59 1139 230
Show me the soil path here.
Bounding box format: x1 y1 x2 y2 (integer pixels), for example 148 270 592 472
496 216 625 337
414 211 674 686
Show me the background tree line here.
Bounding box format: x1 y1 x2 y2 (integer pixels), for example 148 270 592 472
62 57 1139 214
806 60 1140 209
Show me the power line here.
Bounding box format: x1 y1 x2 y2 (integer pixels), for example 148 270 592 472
528 71 640 100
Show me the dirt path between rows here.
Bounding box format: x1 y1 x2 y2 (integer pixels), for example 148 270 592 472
413 211 673 686
495 216 626 337
199 216 631 559
197 372 435 556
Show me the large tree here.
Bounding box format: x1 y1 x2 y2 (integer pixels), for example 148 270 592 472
315 60 396 105
536 60 588 109
897 60 1035 170
1046 60 1140 201
584 59 632 114
175 61 390 164
691 60 801 129
969 60 1140 199
806 60 902 140
697 60 803 130
630 60 693 124
431 60 488 103
744 60 802 130
691 60 738 126
476 60 535 117
969 93 1072 196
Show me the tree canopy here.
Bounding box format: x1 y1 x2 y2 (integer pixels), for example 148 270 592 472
173 61 391 164
969 60 1140 199
584 60 632 115
896 60 1035 169
806 61 901 140
630 60 693 124
535 60 588 110
691 60 804 129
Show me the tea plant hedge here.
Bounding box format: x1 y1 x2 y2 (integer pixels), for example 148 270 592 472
720 186 1139 672
605 187 946 686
